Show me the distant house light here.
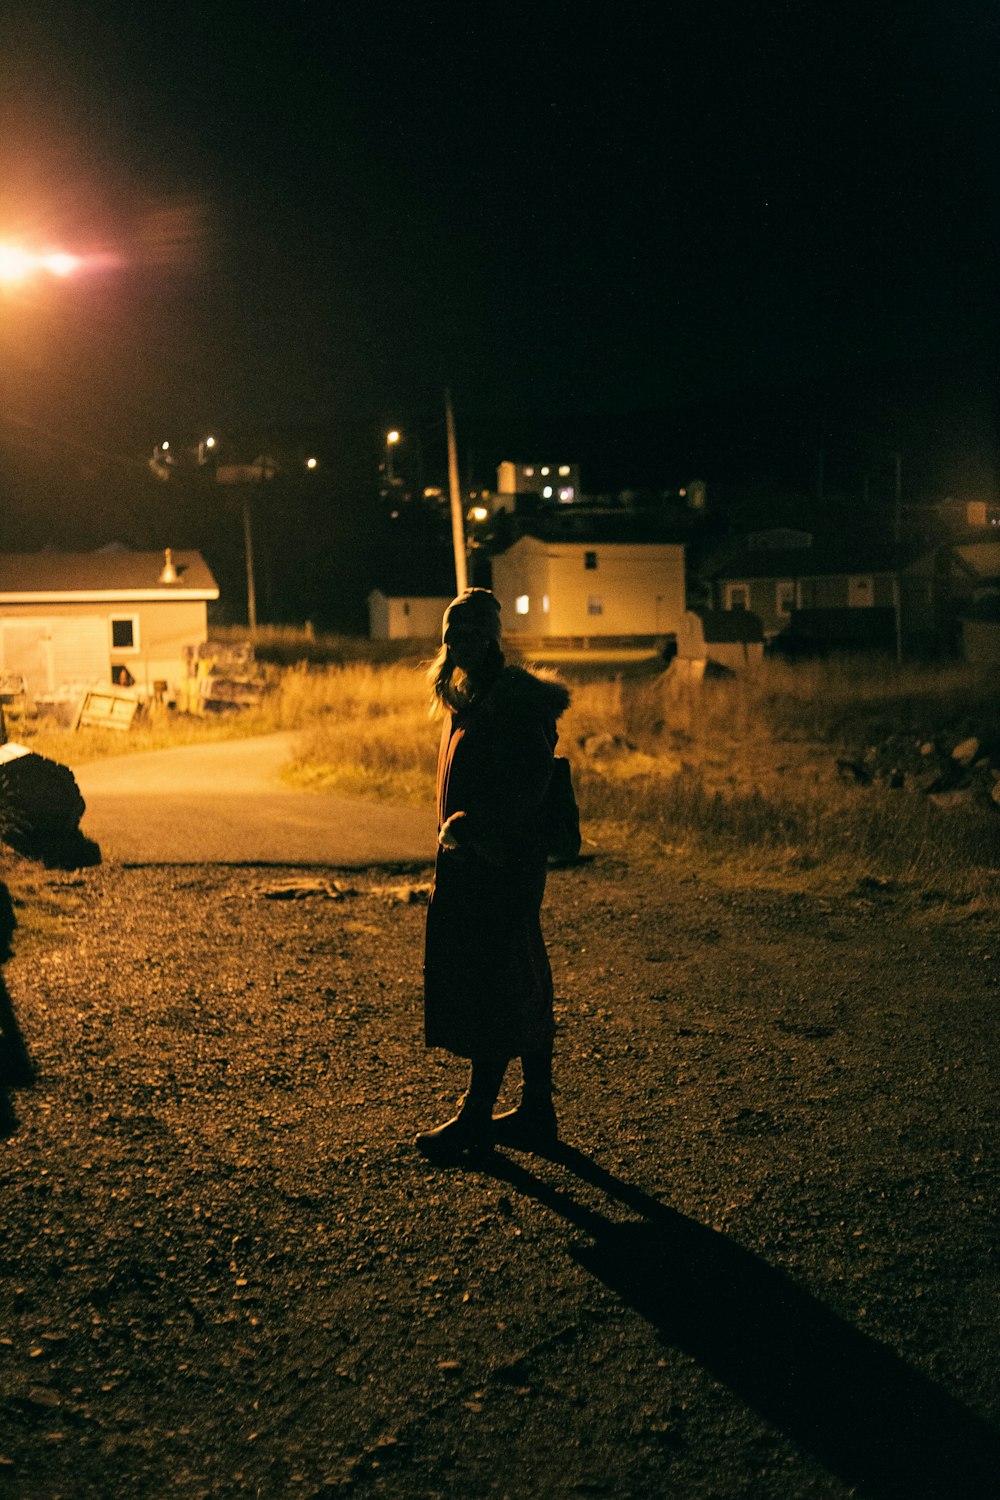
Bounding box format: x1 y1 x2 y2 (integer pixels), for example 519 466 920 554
515 594 530 615
558 465 570 476
524 466 535 477
470 506 489 521
542 486 553 498
541 466 550 476
559 487 574 502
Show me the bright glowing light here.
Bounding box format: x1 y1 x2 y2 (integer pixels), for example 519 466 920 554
470 505 488 521
0 244 83 282
558 465 570 476
515 594 530 615
542 486 553 498
0 245 34 283
306 456 318 469
524 466 534 477
386 429 400 445
205 435 216 449
559 487 574 501
41 252 79 277
542 595 550 613
541 466 550 476
161 440 170 451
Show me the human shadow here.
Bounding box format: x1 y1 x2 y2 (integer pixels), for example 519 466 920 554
477 1141 999 1500
0 879 35 1136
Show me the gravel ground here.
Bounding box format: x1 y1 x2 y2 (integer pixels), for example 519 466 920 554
0 854 997 1499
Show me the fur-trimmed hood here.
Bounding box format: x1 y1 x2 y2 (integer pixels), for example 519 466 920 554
480 664 570 724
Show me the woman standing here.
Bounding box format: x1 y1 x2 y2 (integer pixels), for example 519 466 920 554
416 588 570 1158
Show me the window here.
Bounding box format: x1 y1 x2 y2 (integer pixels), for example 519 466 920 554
848 576 873 608
776 580 795 617
515 594 530 615
542 595 550 613
558 465 571 476
587 595 603 616
402 601 410 616
110 616 138 651
559 487 574 502
540 466 550 476
542 486 553 498
725 584 749 611
584 550 598 570
524 466 535 477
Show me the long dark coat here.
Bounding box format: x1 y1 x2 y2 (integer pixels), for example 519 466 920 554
423 665 570 1061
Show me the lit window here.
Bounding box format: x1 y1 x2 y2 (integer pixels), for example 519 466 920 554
515 594 530 615
542 595 550 613
542 486 553 498
558 465 570 476
559 487 574 502
541 466 550 476
584 550 597 570
111 617 137 651
587 596 603 616
524 466 534 477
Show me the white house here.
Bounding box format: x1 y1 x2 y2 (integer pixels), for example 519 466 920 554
491 534 685 640
0 548 219 703
368 589 452 640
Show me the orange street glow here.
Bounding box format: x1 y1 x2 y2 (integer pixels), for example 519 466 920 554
0 243 83 283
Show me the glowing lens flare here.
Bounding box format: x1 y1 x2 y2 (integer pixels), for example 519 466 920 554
0 244 82 283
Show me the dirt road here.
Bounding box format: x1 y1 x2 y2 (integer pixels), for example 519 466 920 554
70 735 437 865
0 854 997 1498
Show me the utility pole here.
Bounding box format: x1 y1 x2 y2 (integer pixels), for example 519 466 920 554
243 492 257 631
445 389 468 594
892 451 903 663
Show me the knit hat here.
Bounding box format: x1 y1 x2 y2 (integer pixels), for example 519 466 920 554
441 587 502 642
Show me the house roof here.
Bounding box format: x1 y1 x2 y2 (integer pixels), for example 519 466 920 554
953 542 1000 581
0 550 219 602
712 539 929 580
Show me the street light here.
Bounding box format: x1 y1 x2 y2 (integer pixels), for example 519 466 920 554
0 243 82 285
386 428 400 483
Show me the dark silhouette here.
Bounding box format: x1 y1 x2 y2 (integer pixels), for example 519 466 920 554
0 880 35 1136
468 1143 1000 1500
418 589 570 1156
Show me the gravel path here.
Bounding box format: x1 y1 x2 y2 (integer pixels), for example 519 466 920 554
0 855 997 1498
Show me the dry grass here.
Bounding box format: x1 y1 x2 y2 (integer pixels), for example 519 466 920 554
11 638 999 899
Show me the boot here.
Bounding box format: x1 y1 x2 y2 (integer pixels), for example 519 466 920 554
415 1057 506 1159
492 1091 558 1149
415 1095 494 1158
494 1047 558 1149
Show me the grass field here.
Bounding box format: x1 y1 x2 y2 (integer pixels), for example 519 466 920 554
12 630 999 900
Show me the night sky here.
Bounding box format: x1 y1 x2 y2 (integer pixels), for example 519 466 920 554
1 2 997 505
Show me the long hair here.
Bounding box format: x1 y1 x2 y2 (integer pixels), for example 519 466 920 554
427 639 504 716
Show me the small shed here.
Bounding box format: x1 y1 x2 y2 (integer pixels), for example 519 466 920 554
368 589 452 641
676 608 764 674
0 548 218 703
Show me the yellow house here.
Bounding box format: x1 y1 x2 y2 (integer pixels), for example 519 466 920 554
491 534 685 641
0 549 219 703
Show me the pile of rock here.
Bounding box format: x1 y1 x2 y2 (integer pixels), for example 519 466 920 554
0 744 98 866
837 733 1000 812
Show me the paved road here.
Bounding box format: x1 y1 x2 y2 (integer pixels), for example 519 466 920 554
71 732 437 866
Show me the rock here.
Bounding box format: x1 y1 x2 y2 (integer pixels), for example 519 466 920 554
951 737 980 765
0 744 96 868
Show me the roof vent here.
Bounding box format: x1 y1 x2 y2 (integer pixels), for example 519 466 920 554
159 547 178 585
